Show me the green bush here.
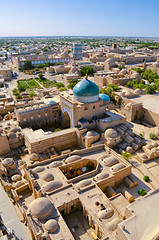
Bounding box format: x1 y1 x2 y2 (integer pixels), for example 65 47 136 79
107 84 120 92
59 87 67 91
138 189 147 196
118 65 122 70
143 176 149 182
55 82 64 89
100 87 117 105
149 132 158 140
29 91 37 98
139 132 145 139
54 128 61 132
121 151 132 161
13 88 20 96
68 79 79 89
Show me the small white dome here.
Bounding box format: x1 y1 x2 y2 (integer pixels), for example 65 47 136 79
42 172 54 182
65 155 81 164
76 179 92 189
103 156 119 167
30 153 39 161
11 174 21 182
50 161 62 168
34 166 45 173
41 181 63 194
94 172 109 181
140 153 148 160
2 158 14 167
44 219 58 233
111 163 125 172
29 197 54 220
98 208 114 219
86 130 98 137
146 143 153 150
105 128 117 139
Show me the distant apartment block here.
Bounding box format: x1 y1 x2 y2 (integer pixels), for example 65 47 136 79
73 43 83 60
12 52 73 69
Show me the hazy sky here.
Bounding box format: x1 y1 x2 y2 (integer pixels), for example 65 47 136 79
0 0 159 37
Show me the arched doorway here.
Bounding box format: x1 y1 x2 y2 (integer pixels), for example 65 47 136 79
64 111 70 128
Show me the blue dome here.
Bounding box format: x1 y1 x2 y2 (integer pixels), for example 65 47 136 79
73 78 99 97
46 100 56 105
99 93 110 102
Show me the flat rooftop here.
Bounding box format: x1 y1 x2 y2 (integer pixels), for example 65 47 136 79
132 92 159 114
0 184 31 239
23 127 76 143
118 189 159 240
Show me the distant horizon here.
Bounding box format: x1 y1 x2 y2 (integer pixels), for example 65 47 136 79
0 35 159 39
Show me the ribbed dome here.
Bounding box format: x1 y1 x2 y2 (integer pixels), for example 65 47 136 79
73 77 99 103
99 93 110 102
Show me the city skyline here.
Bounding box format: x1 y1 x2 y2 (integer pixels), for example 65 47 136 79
0 0 159 37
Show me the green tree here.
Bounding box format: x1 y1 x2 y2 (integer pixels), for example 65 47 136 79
68 79 79 89
81 66 94 76
145 85 155 94
24 60 32 70
12 88 20 96
43 47 48 52
18 85 26 92
29 91 37 98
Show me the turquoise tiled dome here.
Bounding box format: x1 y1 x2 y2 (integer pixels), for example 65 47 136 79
99 93 110 102
73 78 99 97
46 100 56 105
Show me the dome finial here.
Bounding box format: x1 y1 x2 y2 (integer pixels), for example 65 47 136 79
85 73 88 79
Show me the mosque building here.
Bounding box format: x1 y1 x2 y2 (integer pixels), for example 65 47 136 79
60 75 114 128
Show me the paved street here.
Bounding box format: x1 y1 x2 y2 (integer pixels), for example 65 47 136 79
0 183 31 239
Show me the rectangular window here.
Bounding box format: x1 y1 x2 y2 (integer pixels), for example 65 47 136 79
93 106 95 109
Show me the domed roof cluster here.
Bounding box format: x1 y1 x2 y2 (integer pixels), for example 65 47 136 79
73 76 99 103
